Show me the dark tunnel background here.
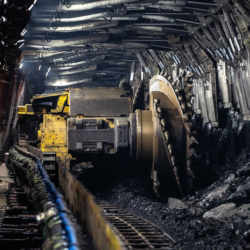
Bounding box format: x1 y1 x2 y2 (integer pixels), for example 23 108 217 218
1 0 250 248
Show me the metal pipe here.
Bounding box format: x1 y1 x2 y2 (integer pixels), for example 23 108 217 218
204 78 218 127
197 79 209 124
136 52 151 75
58 0 138 11
24 34 109 48
27 21 118 33
217 60 231 108
31 10 111 23
50 65 98 77
192 79 201 114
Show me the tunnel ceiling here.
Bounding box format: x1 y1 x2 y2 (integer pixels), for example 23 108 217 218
0 0 247 92
0 0 34 70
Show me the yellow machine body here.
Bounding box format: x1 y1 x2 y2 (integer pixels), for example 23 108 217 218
18 91 70 116
17 104 35 115
18 91 70 161
17 87 132 162
38 114 68 161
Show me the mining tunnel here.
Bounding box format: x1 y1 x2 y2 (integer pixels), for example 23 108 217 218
1 0 250 249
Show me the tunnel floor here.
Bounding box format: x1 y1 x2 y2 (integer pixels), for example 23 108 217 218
72 150 250 249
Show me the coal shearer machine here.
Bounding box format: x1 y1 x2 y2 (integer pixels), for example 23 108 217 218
17 75 193 198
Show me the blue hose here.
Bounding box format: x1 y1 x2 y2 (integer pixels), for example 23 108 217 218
37 160 78 250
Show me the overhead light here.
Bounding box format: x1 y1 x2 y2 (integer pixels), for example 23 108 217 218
45 67 51 78
50 79 68 87
1 16 7 23
28 0 38 11
14 39 24 46
21 29 27 37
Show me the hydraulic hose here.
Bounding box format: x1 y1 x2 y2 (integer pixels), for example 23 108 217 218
36 160 78 250
9 147 79 250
